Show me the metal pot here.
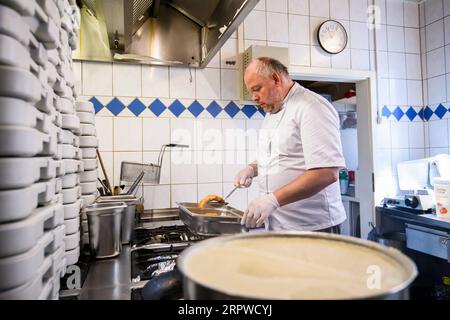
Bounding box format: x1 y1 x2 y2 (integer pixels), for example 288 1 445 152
177 231 418 300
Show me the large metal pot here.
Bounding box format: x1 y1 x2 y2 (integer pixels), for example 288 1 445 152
177 231 418 300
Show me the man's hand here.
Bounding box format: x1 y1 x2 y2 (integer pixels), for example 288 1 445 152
241 193 280 228
234 165 255 188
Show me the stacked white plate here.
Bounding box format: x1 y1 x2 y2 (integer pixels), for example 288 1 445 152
0 0 76 300
76 101 99 247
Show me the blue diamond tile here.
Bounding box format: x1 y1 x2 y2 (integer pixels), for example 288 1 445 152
168 99 186 117
127 98 146 116
224 102 240 118
106 98 125 116
424 106 433 121
418 108 424 120
242 105 258 118
258 108 266 117
89 97 104 114
405 107 417 121
206 101 222 118
188 100 204 117
392 106 404 121
149 99 166 116
435 104 447 119
381 106 391 118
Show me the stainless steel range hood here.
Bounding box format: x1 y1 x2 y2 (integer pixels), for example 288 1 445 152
79 0 259 67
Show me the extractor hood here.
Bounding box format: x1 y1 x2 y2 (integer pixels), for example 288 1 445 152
80 0 259 67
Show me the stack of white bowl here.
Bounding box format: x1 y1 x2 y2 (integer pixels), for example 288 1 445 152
0 0 80 300
76 101 99 248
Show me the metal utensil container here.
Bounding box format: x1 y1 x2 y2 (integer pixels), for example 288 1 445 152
96 196 142 244
177 231 419 300
86 202 127 259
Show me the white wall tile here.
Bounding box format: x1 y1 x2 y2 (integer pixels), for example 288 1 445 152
388 52 406 78
374 117 391 149
387 26 405 52
196 68 221 100
223 150 247 183
113 64 141 97
405 53 421 81
82 62 112 96
445 16 450 45
222 119 247 150
445 0 450 16
223 182 248 211
349 0 368 22
289 44 311 66
404 1 419 28
171 184 197 207
386 0 404 26
429 147 450 156
404 28 420 54
198 183 223 201
374 148 392 178
170 118 196 150
332 48 351 69
143 151 171 185
289 14 310 44
310 0 330 18
427 47 445 78
288 0 309 15
376 51 389 78
244 10 267 40
428 75 447 105
390 121 409 149
143 118 170 151
96 151 113 186
409 148 425 160
113 152 143 186
311 46 331 67
447 73 450 102
143 185 170 209
425 0 444 25
255 0 266 11
73 61 82 96
375 24 388 51
429 120 449 147
245 39 268 50
171 150 197 184
95 117 113 151
310 17 326 46
408 121 425 148
142 66 169 98
246 120 263 150
374 0 387 25
267 0 288 12
378 78 390 105
330 0 350 20
220 38 238 69
419 2 426 27
426 20 445 52
113 118 142 151
196 119 223 150
421 53 428 79
169 67 196 99
207 51 221 69
350 21 369 49
391 149 410 176
221 69 240 100
389 79 407 106
267 12 289 42
351 49 370 70
197 151 223 183
407 80 423 107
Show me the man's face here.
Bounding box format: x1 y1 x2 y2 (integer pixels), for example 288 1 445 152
244 69 282 114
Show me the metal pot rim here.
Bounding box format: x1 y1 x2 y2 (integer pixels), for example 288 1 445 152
177 231 418 300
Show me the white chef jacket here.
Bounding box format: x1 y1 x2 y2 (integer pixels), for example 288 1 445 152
257 82 347 231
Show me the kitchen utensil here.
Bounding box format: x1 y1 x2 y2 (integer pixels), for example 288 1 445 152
80 123 96 136
75 101 94 113
79 136 98 148
0 180 57 223
86 202 127 259
0 203 63 257
61 173 79 189
177 232 418 300
62 144 81 159
82 158 97 171
65 246 80 266
59 97 74 114
97 178 110 195
61 186 81 205
0 34 31 70
80 170 97 183
60 129 77 145
126 171 144 195
97 149 112 195
64 232 80 251
77 111 95 124
80 181 97 195
63 159 83 174
0 65 42 103
0 97 43 128
80 147 96 159
0 126 56 157
61 113 80 132
64 216 80 235
63 199 82 220
0 5 31 46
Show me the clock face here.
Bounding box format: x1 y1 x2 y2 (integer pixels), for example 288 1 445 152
317 20 348 54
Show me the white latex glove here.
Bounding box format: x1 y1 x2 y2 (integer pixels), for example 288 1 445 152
241 193 280 228
234 165 255 188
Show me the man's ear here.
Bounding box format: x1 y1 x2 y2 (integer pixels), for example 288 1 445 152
271 72 282 86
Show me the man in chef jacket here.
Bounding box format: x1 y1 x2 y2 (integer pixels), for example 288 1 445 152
235 57 346 233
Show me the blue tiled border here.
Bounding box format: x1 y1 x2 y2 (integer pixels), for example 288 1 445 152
89 97 266 119
381 104 450 122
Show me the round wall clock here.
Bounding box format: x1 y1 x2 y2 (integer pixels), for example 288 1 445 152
317 20 348 54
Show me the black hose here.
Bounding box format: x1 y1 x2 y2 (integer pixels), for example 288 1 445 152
140 269 183 300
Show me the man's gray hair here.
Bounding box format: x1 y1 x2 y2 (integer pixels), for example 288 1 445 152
254 57 289 78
